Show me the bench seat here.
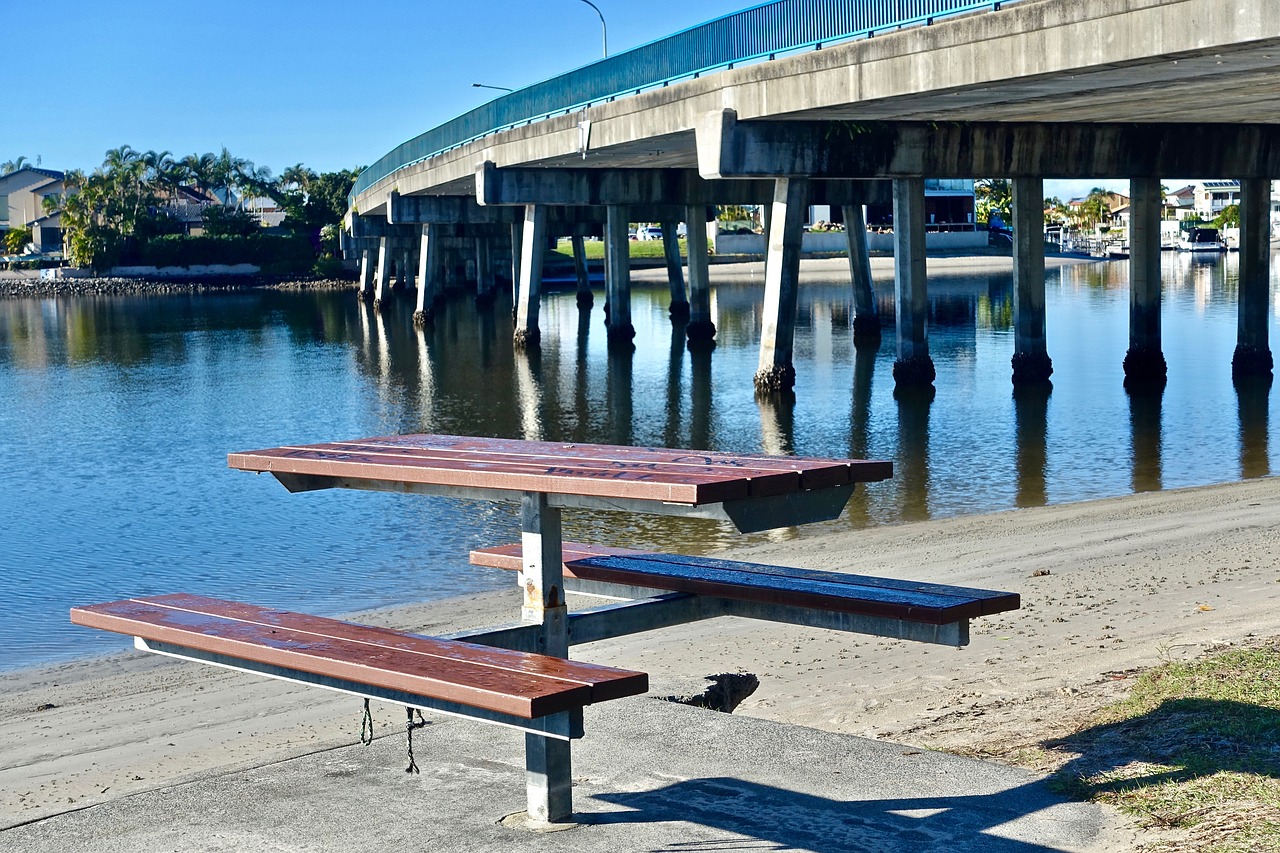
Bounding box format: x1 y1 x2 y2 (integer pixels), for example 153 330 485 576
70 593 648 720
471 543 1019 626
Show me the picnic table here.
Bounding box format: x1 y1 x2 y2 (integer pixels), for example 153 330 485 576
74 433 1017 826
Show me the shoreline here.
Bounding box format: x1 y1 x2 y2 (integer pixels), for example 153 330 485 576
0 251 1095 299
4 475 1278 843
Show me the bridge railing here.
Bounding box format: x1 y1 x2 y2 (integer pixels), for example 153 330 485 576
351 0 1018 202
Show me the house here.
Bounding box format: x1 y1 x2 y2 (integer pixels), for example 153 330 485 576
0 166 65 254
1192 180 1240 218
809 179 978 232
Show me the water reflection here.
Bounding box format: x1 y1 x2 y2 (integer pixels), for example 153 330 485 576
1013 384 1050 508
2 253 1278 670
1237 378 1272 479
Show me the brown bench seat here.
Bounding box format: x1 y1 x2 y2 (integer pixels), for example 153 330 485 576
71 593 648 720
470 544 1020 626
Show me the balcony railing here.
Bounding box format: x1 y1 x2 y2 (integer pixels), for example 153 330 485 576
351 0 1021 203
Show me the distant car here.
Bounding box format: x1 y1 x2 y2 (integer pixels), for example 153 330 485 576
636 226 664 241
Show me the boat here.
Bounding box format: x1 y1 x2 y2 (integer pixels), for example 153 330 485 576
1178 227 1227 252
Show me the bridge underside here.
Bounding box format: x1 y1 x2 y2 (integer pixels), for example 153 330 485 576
347 0 1280 392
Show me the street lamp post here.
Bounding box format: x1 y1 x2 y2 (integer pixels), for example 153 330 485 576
576 0 608 58
472 83 514 93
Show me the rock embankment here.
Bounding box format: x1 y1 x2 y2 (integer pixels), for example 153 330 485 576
0 275 356 298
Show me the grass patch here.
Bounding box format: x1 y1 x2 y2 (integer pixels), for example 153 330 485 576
553 238 688 261
1045 644 1280 852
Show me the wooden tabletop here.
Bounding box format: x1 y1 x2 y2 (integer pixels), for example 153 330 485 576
228 434 892 506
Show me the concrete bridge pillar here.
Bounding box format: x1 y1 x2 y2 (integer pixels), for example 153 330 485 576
892 177 935 387
662 220 690 319
605 205 635 347
475 237 495 304
685 206 715 345
754 177 809 397
510 221 523 313
842 204 879 344
514 204 547 348
358 248 374 301
413 225 438 326
1124 177 1167 386
1011 177 1053 384
571 234 593 309
373 237 392 309
401 247 414 292
1234 177 1274 381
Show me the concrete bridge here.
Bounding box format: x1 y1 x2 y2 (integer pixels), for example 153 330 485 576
345 0 1280 394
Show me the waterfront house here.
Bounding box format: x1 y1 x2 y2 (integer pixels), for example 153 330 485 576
0 166 64 254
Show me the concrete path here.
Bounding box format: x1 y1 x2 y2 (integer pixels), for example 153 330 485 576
4 696 1123 853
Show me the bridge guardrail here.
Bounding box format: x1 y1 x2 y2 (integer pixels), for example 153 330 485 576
350 0 1019 204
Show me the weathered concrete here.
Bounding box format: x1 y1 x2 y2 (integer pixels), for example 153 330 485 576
685 207 715 344
358 248 374 301
351 0 1280 211
1011 177 1051 384
514 206 547 347
892 178 934 388
698 112 1280 180
604 206 635 346
1234 177 1275 381
843 204 880 344
570 235 593 309
754 178 808 398
1124 177 1166 386
0 695 1120 853
661 220 689 318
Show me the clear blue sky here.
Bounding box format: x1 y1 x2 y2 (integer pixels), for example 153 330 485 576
18 0 1124 199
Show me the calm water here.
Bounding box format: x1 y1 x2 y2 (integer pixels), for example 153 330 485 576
2 253 1277 671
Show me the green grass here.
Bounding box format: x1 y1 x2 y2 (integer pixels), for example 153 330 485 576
1046 645 1280 852
553 238 689 261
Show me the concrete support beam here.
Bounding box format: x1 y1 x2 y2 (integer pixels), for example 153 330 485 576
1124 178 1167 386
413 224 439 326
570 234 593 309
662 221 689 319
1011 177 1052 384
892 178 935 388
1234 177 1275 381
474 238 496 304
476 162 889 207
358 248 374 301
514 205 547 348
698 110 1280 179
373 237 392 309
510 221 523 308
604 206 635 346
389 190 521 225
685 205 715 345
400 248 413 291
842 204 879 344
754 178 808 397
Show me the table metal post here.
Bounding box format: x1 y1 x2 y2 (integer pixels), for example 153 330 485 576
519 491 572 822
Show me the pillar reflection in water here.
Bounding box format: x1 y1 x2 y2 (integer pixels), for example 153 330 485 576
607 346 633 446
847 338 879 526
895 386 933 521
664 317 687 448
415 328 437 432
1013 383 1051 508
573 309 592 441
1236 379 1272 479
756 396 795 457
514 347 545 441
689 344 713 450
1127 386 1163 493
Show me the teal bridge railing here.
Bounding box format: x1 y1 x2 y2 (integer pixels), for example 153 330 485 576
350 0 1020 202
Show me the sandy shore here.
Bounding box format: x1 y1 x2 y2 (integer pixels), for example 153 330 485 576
3 474 1277 838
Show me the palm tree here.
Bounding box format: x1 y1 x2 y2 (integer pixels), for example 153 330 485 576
1 155 29 175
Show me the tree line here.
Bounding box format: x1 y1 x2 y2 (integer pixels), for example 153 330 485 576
20 146 360 271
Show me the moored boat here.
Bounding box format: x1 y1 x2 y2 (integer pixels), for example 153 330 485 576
1178 227 1227 252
